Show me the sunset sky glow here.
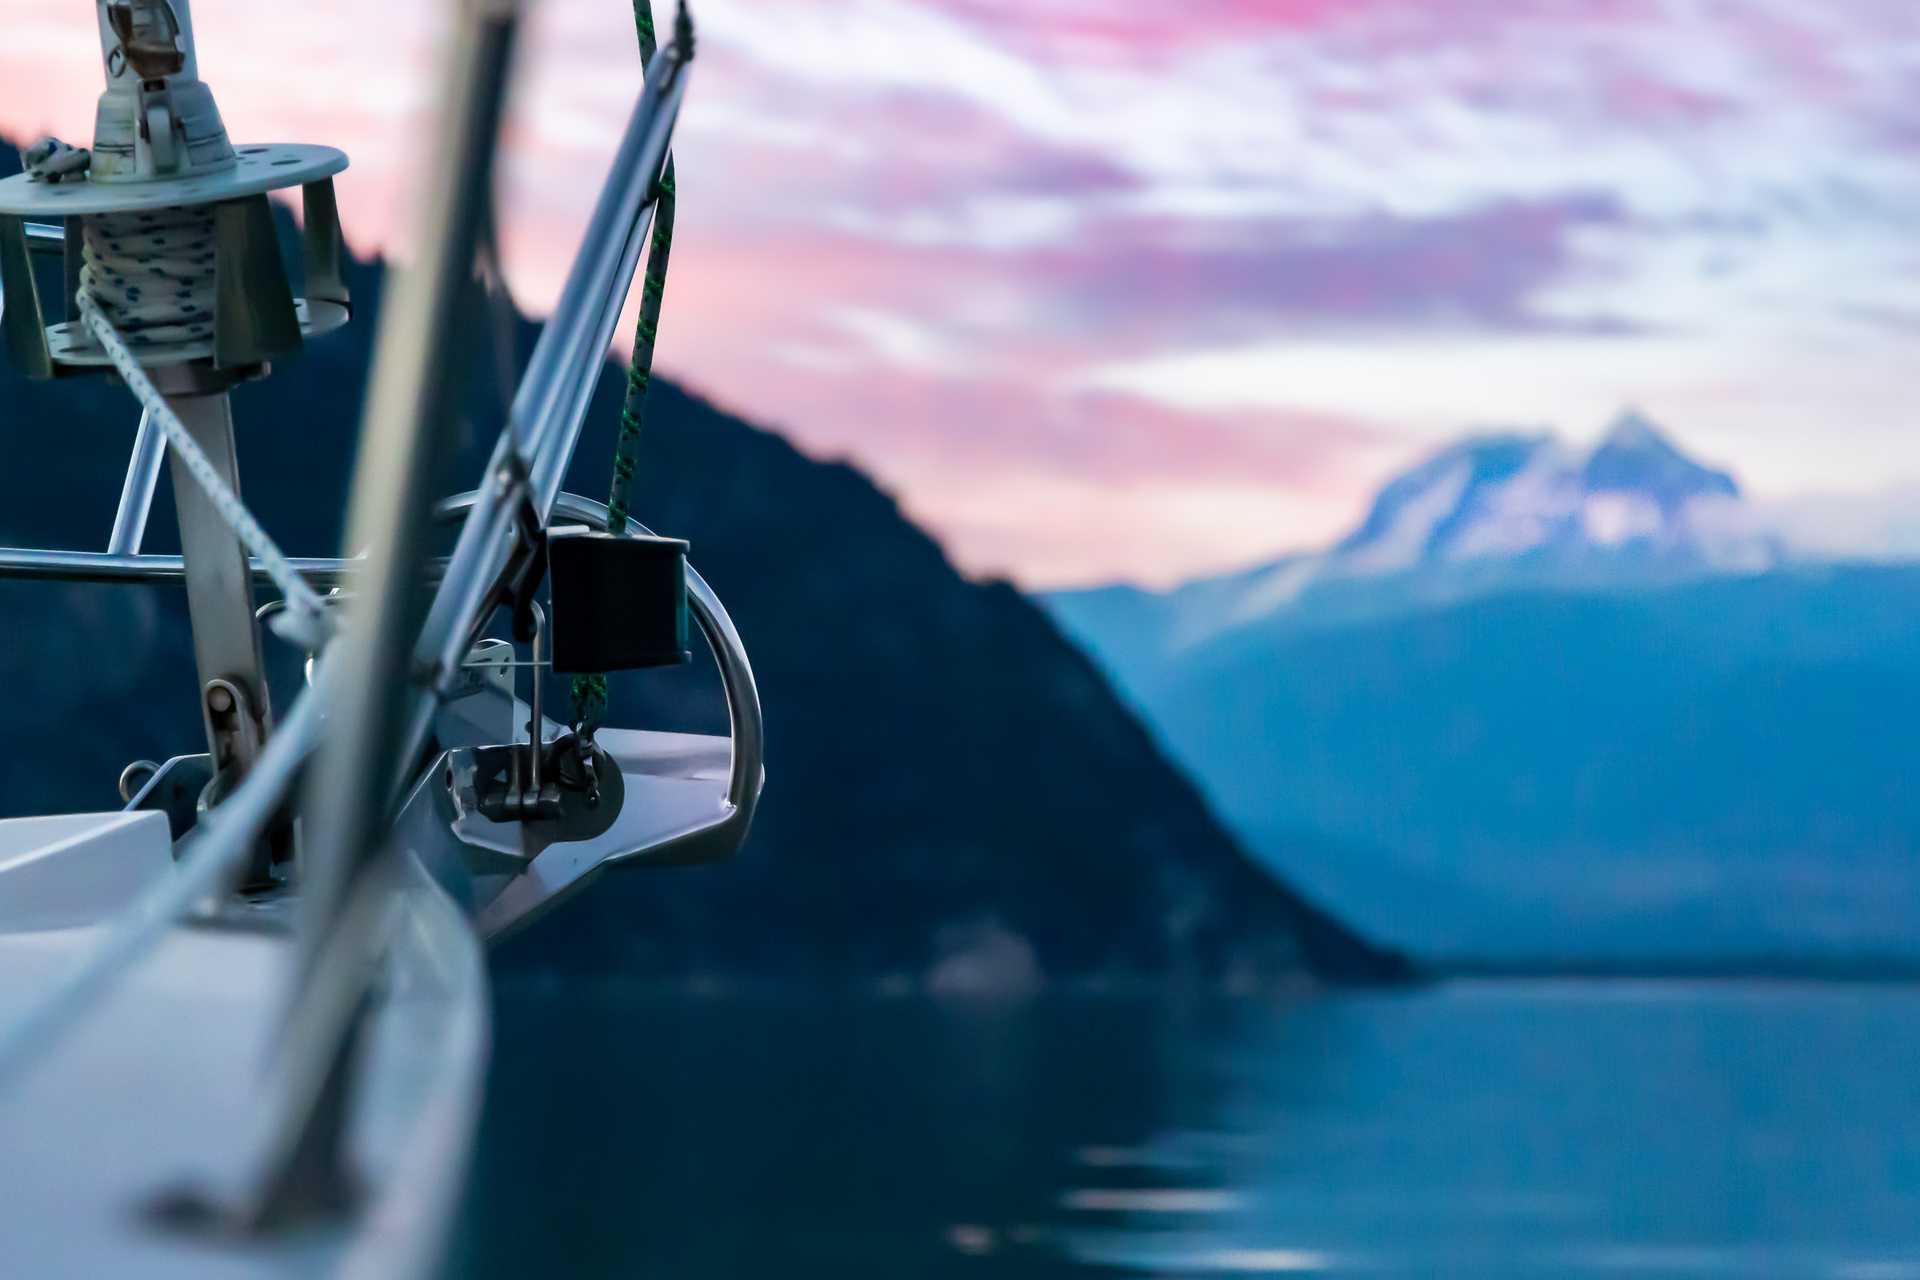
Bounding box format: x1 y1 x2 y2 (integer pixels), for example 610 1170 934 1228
3 0 1917 586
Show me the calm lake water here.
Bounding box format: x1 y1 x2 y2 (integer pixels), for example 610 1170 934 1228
445 981 1920 1278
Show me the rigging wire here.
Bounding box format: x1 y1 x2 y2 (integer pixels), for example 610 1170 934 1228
77 285 334 648
570 0 683 732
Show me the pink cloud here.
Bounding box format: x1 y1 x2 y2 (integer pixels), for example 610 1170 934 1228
686 358 1395 586
4 0 1919 588
922 0 1371 59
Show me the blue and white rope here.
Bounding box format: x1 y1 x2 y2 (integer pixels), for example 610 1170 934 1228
23 132 330 647
21 135 90 184
78 207 218 347
76 271 333 649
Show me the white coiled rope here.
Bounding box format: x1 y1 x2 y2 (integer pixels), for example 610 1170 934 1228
73 200 333 649
78 207 219 347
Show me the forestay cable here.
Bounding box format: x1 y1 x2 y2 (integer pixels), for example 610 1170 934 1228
569 0 683 732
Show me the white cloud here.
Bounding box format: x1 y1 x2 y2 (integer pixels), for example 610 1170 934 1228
820 194 1082 251
5 0 1920 584
1762 489 1920 562
828 305 972 373
1075 327 1919 498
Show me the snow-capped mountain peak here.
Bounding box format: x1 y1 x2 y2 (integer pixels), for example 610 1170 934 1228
1047 411 1790 659
1212 411 1777 634
1335 431 1566 570
1331 411 1757 576
1597 407 1664 451
1582 409 1738 509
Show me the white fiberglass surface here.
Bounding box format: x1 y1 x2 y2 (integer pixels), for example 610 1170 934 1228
0 809 172 931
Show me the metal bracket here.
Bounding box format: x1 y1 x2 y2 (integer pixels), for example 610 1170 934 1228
204 678 263 776
501 462 550 645
212 193 301 369
117 759 162 805
199 678 289 890
477 603 560 821
164 387 275 774
300 178 350 317
0 214 57 380
120 752 215 842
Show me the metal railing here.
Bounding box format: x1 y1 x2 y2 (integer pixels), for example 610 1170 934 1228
444 489 765 820
0 546 356 586
0 493 762 835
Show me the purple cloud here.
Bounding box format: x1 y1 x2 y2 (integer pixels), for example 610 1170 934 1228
4 0 1918 585
1005 193 1639 343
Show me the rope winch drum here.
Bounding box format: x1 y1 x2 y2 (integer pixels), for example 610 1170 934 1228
0 0 355 814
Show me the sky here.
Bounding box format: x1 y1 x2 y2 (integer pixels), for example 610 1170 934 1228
2 0 1918 587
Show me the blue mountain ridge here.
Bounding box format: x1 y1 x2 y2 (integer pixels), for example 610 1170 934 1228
1046 419 1920 962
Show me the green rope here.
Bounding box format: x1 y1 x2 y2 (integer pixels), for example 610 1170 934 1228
570 0 680 733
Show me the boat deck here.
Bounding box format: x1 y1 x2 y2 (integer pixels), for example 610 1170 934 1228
0 814 486 1278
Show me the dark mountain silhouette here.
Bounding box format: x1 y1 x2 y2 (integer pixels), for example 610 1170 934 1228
0 150 1406 985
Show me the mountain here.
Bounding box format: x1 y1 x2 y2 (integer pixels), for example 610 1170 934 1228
1336 411 1754 571
0 160 1406 986
1051 413 1779 681
1045 420 1920 963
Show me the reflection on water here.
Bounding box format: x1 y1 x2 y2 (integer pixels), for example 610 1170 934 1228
446 981 1920 1277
